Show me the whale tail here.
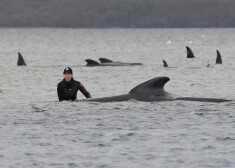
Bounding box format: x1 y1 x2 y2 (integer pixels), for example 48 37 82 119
85 59 100 66
163 60 168 67
17 52 26 66
216 50 222 64
99 58 113 63
129 76 170 96
186 46 195 58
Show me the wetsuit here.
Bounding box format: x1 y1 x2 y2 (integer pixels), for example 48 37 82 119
57 78 91 101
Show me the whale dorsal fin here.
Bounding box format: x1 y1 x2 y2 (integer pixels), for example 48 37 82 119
163 60 168 67
129 77 170 95
85 59 100 66
17 52 26 66
206 60 210 67
99 58 113 63
186 46 195 58
216 50 222 64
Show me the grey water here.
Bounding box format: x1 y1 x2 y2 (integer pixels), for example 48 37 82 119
0 28 234 168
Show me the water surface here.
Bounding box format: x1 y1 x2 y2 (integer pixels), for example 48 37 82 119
0 28 234 168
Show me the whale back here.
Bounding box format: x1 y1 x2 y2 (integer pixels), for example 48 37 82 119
186 46 195 58
129 77 170 96
17 52 26 66
99 58 113 63
85 76 231 103
85 59 100 66
216 50 222 64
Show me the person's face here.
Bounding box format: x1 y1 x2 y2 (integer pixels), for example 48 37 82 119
64 73 73 81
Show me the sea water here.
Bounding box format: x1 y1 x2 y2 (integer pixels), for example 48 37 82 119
0 28 234 168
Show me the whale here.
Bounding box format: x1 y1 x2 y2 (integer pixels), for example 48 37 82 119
162 60 210 69
85 58 142 67
99 58 113 63
162 60 178 68
85 59 125 66
85 59 101 66
99 58 142 65
163 60 168 67
84 77 230 103
17 52 27 66
186 46 195 58
216 50 222 64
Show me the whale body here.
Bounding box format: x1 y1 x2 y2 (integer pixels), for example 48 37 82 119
85 58 142 67
85 77 230 103
162 60 210 69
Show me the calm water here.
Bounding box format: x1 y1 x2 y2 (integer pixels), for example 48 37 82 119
0 28 234 168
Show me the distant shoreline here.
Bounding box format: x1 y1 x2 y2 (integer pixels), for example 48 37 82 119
0 27 235 29
1 0 235 28
1 25 234 28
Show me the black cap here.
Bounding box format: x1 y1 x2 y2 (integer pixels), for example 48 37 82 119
63 67 73 74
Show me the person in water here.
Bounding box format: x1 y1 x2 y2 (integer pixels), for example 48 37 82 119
57 67 92 101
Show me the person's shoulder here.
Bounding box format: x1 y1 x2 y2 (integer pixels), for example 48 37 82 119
57 81 63 87
58 80 63 85
74 80 83 87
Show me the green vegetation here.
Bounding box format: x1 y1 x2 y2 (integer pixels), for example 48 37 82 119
0 0 235 27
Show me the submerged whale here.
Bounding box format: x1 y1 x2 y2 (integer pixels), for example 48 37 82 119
164 49 223 68
17 52 27 66
85 77 230 103
85 58 142 67
162 60 210 69
163 60 178 68
186 46 195 58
